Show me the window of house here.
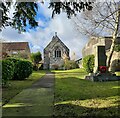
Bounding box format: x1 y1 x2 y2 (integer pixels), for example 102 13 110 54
55 49 61 58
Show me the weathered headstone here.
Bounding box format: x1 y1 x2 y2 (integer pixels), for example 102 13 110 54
94 45 107 73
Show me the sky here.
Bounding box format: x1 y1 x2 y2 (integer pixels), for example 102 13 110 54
1 2 89 60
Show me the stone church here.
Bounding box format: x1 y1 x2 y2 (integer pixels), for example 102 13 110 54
44 33 70 70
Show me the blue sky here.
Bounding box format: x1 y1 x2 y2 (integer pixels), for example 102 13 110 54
1 2 93 60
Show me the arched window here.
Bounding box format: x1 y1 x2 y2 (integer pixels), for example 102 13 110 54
55 49 61 58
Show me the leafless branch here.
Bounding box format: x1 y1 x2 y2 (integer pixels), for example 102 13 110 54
106 2 116 22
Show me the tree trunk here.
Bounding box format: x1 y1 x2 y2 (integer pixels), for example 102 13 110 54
107 39 116 70
107 6 120 71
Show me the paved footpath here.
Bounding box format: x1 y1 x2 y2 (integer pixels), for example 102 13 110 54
2 72 55 117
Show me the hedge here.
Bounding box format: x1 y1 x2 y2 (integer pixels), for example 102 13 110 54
2 60 14 86
14 60 33 80
82 55 95 73
6 57 20 63
63 60 79 70
5 58 33 80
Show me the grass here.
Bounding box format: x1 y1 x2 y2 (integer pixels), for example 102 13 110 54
3 88 54 116
54 68 120 117
115 72 120 76
2 70 46 105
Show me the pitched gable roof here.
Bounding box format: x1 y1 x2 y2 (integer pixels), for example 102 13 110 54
2 42 30 51
44 35 69 52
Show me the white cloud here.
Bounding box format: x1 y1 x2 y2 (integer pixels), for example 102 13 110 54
1 2 89 60
38 2 52 17
38 20 44 26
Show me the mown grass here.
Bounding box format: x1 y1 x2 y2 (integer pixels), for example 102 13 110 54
2 70 46 105
115 72 120 76
54 69 120 117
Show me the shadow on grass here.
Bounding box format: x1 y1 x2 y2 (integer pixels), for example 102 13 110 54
2 70 49 106
54 74 120 117
2 116 53 118
55 77 119 102
53 103 119 118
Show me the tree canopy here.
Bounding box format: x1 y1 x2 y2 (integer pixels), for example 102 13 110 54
31 51 42 65
49 2 93 18
1 2 38 32
1 1 93 32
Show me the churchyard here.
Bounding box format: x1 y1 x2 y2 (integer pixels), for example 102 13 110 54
1 33 120 117
53 69 120 117
2 67 120 117
1 41 120 117
1 1 120 117
2 70 46 106
1 38 120 117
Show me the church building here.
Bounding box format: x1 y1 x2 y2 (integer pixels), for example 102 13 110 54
44 32 70 70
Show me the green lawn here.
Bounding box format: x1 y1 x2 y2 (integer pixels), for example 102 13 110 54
54 69 120 117
115 72 120 76
2 70 46 105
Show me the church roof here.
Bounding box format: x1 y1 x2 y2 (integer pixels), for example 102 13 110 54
44 33 69 52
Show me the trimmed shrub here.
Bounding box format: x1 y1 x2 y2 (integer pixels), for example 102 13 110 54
6 57 20 63
111 59 120 72
14 60 33 80
2 60 14 86
6 57 33 80
82 55 95 73
64 60 79 70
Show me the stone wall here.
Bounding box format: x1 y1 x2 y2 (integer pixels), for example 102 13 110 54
82 37 105 57
82 37 120 70
49 44 68 69
44 35 69 70
106 51 120 70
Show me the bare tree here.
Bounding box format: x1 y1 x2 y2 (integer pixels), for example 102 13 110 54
72 1 120 70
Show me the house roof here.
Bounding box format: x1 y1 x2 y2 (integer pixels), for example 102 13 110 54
2 42 30 51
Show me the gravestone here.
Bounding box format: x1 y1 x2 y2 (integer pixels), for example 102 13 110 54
94 45 107 73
